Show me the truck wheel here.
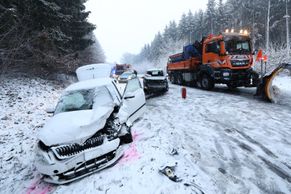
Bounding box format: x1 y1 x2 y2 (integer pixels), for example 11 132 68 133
169 74 175 84
200 74 214 90
177 74 183 85
227 83 237 90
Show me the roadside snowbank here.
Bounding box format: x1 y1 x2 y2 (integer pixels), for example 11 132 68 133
0 75 63 193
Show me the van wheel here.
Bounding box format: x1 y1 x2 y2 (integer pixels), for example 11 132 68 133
200 74 214 90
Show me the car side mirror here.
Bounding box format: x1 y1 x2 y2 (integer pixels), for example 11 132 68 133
46 107 55 114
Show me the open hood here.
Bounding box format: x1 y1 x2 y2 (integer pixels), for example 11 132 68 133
39 106 114 146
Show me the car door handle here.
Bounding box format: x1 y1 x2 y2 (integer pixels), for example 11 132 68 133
124 95 135 100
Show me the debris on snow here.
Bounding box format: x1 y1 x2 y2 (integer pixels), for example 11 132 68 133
159 163 182 182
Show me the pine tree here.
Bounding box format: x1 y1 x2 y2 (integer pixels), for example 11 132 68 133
56 0 96 51
178 13 188 41
0 0 99 74
217 0 227 32
149 32 165 63
205 0 217 34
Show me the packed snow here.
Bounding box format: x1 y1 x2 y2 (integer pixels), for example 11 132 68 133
1 75 291 194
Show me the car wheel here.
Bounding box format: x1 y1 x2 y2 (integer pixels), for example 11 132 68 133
200 74 214 90
119 127 133 144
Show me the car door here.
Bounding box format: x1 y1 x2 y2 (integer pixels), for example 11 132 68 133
117 78 146 125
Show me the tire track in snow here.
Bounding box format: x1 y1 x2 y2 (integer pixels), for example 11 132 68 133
235 130 277 158
258 156 291 183
226 129 291 189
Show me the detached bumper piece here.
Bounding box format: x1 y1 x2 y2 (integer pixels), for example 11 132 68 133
36 138 124 184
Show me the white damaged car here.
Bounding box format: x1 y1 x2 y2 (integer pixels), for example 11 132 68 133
35 77 145 184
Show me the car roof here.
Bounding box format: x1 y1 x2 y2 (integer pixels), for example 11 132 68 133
65 78 114 92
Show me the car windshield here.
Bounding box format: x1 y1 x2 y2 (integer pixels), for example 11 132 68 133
54 89 95 114
225 38 251 55
147 70 164 76
120 72 132 78
54 87 114 114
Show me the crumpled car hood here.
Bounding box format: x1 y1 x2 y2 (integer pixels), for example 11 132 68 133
39 106 114 146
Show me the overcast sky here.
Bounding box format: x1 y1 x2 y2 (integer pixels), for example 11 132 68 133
85 0 207 63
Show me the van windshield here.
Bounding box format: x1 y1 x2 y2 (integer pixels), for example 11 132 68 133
225 36 251 55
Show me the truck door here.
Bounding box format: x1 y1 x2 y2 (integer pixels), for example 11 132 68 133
203 41 220 68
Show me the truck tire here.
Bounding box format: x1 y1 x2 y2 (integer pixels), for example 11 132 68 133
200 74 214 90
177 74 183 85
169 74 175 84
227 83 237 90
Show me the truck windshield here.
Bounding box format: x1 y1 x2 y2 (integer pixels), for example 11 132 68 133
225 38 251 55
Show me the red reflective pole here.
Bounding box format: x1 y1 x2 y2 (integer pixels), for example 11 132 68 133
182 87 186 99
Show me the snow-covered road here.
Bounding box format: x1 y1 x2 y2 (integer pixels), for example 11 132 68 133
1 77 291 194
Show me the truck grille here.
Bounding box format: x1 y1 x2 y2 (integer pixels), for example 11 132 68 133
145 79 166 84
52 136 104 159
231 60 249 67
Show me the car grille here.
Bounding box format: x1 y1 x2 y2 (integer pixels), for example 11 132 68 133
51 136 104 159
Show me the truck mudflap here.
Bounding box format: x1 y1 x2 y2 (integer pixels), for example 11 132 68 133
256 63 291 103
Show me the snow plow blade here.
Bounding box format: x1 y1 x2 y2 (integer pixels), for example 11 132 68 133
256 63 291 103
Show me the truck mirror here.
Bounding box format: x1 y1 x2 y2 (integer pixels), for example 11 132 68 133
219 41 227 56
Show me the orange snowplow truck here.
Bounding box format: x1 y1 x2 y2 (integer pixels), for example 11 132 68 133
167 32 259 90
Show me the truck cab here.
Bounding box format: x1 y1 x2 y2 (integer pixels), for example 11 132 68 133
200 32 258 89
167 31 259 90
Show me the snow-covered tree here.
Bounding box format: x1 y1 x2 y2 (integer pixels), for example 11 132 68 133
205 0 217 34
0 0 99 75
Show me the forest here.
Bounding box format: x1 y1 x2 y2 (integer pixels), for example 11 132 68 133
123 0 291 68
0 0 105 75
1 0 291 75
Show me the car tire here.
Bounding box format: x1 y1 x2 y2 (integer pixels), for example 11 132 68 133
119 128 133 144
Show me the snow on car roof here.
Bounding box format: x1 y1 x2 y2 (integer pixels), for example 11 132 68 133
65 78 114 92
